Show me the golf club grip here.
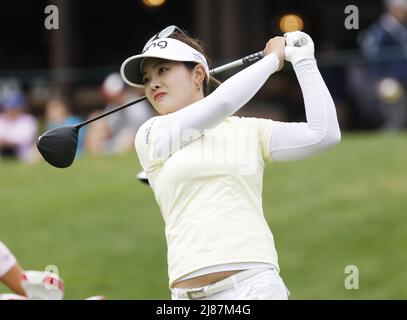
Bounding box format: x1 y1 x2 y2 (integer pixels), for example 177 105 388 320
209 51 264 76
209 37 308 77
76 95 148 128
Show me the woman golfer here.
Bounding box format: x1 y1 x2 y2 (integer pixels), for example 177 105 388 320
120 26 341 300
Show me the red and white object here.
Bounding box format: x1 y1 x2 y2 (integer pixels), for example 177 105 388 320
20 270 64 300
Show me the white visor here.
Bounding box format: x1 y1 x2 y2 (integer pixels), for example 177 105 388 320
120 38 210 88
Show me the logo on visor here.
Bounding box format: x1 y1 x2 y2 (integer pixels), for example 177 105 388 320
193 53 205 64
142 40 168 53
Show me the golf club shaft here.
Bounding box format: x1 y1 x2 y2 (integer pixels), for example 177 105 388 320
76 50 267 128
209 51 264 76
76 95 147 128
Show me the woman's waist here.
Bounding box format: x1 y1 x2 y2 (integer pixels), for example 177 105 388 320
172 270 242 289
171 262 277 289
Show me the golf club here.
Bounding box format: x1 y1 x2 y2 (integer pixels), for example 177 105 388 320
37 36 308 169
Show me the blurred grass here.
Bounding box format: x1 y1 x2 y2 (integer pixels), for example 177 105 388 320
1 132 406 299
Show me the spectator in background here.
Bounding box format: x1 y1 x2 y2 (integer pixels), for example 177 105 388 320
358 0 407 130
0 241 26 297
0 91 38 162
45 98 85 155
85 73 154 154
0 241 65 300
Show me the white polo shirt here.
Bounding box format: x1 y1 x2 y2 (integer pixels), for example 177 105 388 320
135 115 279 287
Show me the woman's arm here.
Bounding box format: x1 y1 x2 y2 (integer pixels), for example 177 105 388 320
0 263 26 296
269 32 341 161
0 241 26 296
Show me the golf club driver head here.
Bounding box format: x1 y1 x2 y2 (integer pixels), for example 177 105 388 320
37 125 79 168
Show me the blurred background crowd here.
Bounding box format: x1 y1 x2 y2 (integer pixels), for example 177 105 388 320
1 0 407 163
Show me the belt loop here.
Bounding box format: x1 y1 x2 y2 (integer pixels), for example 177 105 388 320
186 289 207 299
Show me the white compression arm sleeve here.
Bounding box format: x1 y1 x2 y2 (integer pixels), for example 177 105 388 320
270 59 341 161
152 53 280 160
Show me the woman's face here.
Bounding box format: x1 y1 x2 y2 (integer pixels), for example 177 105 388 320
142 58 205 115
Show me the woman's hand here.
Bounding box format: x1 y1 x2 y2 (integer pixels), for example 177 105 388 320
263 36 285 71
284 31 315 67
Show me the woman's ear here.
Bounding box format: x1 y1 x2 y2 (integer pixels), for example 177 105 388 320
192 64 206 87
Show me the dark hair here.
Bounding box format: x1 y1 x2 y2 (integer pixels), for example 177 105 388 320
168 31 221 97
